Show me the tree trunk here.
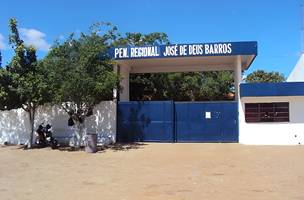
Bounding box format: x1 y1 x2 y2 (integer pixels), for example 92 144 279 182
74 119 85 149
27 107 36 148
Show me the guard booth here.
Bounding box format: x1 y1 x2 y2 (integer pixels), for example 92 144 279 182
109 42 257 143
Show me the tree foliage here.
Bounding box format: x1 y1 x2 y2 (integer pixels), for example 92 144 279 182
43 23 120 148
0 18 50 148
245 70 285 83
130 71 234 101
113 32 169 46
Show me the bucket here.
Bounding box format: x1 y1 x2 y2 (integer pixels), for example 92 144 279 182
85 133 97 153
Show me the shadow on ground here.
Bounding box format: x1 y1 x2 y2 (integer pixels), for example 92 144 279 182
57 142 148 153
0 142 148 153
103 142 147 152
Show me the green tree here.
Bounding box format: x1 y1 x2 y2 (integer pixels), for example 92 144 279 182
163 71 234 101
43 23 120 148
130 71 234 101
245 70 286 83
199 71 234 101
0 18 50 148
0 51 5 104
114 32 169 46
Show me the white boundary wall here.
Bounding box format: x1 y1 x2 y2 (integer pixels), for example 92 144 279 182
0 101 116 145
239 96 304 145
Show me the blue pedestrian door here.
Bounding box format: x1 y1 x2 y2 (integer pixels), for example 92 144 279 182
117 101 238 143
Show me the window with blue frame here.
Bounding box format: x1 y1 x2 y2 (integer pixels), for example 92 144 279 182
245 102 289 123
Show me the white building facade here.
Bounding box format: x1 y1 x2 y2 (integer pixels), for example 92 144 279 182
239 82 304 145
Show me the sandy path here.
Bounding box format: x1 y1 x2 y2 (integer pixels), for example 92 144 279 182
0 143 304 200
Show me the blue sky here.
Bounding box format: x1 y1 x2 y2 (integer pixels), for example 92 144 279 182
0 0 301 76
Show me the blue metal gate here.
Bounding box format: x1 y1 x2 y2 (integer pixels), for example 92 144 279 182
117 101 238 143
175 102 238 142
117 101 174 142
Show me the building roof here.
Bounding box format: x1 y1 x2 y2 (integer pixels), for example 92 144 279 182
240 82 304 97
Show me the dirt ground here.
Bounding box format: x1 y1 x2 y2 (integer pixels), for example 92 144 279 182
0 143 304 200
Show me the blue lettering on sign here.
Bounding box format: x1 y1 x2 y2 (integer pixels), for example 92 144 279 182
109 41 257 60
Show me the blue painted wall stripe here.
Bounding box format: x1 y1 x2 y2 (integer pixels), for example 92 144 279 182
240 82 304 97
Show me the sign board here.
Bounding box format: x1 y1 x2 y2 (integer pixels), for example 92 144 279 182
109 41 257 60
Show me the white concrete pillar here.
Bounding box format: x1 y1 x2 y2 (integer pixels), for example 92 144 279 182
234 55 244 143
119 65 130 101
234 55 242 101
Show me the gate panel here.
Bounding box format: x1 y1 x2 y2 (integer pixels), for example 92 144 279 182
220 102 238 142
117 101 174 142
175 102 238 142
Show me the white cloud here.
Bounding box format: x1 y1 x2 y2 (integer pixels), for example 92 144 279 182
0 33 6 50
20 28 50 51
